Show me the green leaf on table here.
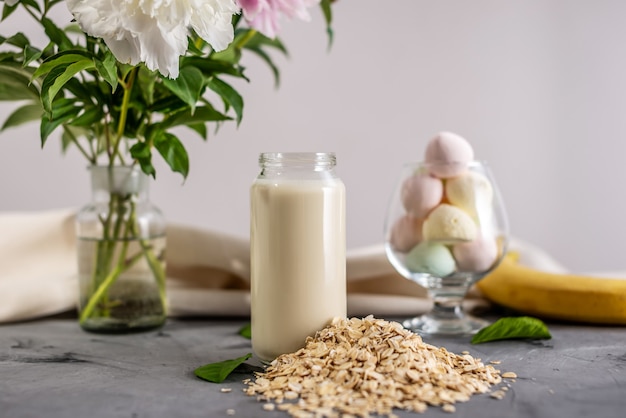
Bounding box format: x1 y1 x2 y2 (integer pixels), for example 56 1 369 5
238 323 251 339
471 316 552 344
194 353 252 383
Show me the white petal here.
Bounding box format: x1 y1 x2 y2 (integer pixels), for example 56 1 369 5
190 0 239 51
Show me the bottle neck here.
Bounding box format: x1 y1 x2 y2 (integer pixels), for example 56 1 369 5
258 152 338 179
90 166 149 203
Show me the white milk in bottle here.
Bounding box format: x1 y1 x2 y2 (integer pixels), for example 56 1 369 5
250 152 346 363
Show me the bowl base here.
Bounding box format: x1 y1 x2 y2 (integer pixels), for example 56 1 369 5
403 314 490 336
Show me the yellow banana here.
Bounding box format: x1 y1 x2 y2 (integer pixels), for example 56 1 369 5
477 253 626 325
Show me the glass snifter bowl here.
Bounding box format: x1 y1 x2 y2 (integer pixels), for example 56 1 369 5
383 160 509 335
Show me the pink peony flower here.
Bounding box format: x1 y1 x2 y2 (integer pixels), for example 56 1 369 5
238 0 320 39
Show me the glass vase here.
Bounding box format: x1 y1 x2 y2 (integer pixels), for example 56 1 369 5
76 165 167 333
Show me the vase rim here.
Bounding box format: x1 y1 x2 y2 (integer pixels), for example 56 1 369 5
90 165 148 195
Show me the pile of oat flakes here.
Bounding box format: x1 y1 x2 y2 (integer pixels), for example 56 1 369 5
244 316 514 417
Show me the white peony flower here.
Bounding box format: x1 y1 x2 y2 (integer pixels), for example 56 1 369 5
66 0 240 79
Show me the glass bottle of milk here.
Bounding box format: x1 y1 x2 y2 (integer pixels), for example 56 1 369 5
250 152 347 363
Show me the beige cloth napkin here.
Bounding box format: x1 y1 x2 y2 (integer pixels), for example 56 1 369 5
0 209 567 324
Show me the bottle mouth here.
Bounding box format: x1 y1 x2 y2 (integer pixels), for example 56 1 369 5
259 152 336 169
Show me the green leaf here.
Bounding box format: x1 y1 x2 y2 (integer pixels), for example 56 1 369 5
40 103 80 146
41 17 73 51
0 62 39 100
244 32 288 56
1 103 42 131
33 51 94 79
161 105 231 129
154 131 189 179
0 51 17 62
24 45 43 66
95 52 118 91
320 0 334 49
162 66 204 114
69 106 104 127
207 77 243 125
129 141 156 178
241 31 288 87
246 46 281 87
471 316 552 344
238 323 251 339
0 71 39 100
149 95 187 114
3 33 30 49
137 66 156 105
20 0 41 12
211 44 242 65
2 2 19 21
45 0 66 13
181 57 247 80
186 123 207 140
194 353 252 383
185 36 205 56
40 59 96 112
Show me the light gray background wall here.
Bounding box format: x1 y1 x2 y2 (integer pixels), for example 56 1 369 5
1 0 626 273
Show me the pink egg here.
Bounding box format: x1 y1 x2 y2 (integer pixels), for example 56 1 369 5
400 173 443 218
452 235 499 273
424 131 474 178
389 214 423 252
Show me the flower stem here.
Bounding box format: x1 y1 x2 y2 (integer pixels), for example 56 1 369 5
140 239 167 313
62 125 96 164
78 245 145 324
110 67 138 165
235 29 257 49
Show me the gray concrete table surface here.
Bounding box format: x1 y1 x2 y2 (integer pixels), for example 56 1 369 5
1 316 626 418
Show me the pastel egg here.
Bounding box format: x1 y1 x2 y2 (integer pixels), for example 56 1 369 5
424 131 474 178
445 171 494 219
400 173 443 218
422 203 477 242
452 235 499 273
405 241 456 277
389 214 423 252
